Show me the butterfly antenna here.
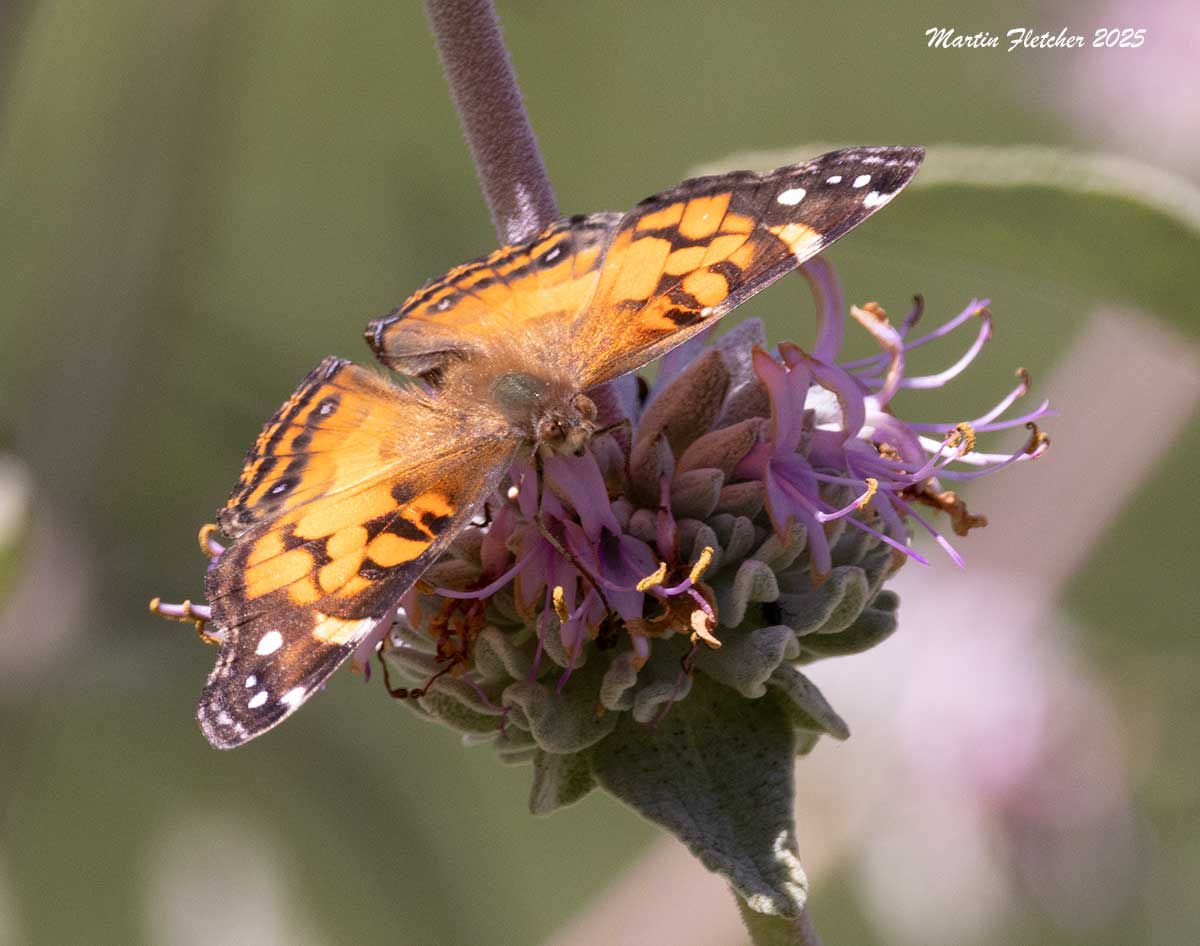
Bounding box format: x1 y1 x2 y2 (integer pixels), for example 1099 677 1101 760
593 415 633 448
596 417 632 438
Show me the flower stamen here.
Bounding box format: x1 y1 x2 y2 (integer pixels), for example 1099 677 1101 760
857 477 879 509
688 589 721 649
636 562 669 593
816 478 881 523
908 484 988 537
149 597 221 645
197 523 224 560
688 546 715 586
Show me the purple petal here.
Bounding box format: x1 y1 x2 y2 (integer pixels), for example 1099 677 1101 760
479 502 517 577
801 258 846 364
544 451 620 540
805 357 867 440
752 346 809 452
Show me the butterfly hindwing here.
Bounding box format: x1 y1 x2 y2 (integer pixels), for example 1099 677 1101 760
569 146 924 385
199 356 517 748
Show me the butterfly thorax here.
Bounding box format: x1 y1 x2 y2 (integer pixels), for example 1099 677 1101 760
490 370 597 456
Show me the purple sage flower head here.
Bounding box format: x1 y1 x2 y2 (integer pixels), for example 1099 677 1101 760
373 257 1052 812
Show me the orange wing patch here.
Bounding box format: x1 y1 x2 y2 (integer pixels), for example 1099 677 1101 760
570 147 924 386
677 191 730 241
198 357 517 748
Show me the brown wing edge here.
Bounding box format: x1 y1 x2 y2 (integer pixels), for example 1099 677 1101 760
216 355 353 539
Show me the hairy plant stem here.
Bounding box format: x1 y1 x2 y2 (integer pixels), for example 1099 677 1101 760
422 0 559 243
421 4 822 943
736 897 825 946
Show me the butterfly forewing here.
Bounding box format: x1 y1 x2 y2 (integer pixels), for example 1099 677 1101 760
200 356 516 748
363 147 922 390
569 146 924 386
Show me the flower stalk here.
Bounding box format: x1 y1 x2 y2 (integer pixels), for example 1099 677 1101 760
422 0 559 243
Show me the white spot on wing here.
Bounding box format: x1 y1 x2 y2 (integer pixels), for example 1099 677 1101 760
853 174 871 188
826 175 842 184
281 687 306 707
248 690 269 709
506 485 519 500
244 675 257 689
776 187 806 206
255 630 283 656
862 190 895 209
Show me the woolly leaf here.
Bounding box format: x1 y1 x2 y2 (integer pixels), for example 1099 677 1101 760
593 675 807 918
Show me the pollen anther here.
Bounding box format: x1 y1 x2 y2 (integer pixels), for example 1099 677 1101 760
947 422 977 455
1024 422 1050 456
688 546 715 585
552 585 570 623
856 478 879 509
636 562 669 593
197 523 223 558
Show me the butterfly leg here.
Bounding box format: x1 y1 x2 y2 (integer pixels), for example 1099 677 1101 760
376 641 455 700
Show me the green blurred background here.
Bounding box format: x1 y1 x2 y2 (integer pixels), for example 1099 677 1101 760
1 1 1197 944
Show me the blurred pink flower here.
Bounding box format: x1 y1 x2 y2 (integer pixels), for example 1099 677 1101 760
1056 0 1200 175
